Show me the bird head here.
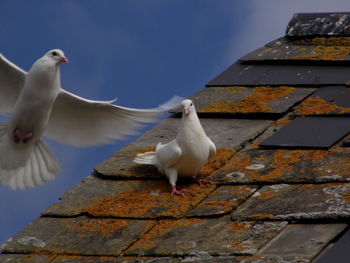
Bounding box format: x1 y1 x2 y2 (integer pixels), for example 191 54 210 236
45 49 69 64
181 99 194 115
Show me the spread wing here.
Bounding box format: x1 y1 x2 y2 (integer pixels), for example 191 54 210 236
0 53 26 114
45 90 180 147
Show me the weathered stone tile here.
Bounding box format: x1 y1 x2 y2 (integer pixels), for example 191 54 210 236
231 183 350 221
294 86 350 116
53 256 171 263
213 147 350 184
188 185 258 217
126 217 287 256
259 224 347 261
2 216 154 256
44 176 216 218
96 118 271 178
0 254 55 263
189 86 313 115
241 38 350 63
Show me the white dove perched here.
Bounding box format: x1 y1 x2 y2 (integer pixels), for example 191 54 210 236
134 99 216 196
0 49 180 190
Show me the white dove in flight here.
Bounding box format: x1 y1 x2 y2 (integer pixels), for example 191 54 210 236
0 49 180 190
134 99 216 196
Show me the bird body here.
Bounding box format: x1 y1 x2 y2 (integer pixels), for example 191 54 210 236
0 49 180 190
134 99 216 195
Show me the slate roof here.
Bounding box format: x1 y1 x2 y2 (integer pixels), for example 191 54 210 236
1 12 350 263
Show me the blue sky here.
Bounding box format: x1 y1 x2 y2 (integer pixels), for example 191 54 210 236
1 0 349 245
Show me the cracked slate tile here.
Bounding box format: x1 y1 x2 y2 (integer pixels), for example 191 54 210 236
96 117 271 178
213 147 350 184
231 183 350 221
259 224 347 261
2 216 154 256
188 185 258 217
43 176 216 218
126 216 287 256
188 86 313 116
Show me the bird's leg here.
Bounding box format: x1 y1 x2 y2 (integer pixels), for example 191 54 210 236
12 128 33 144
166 167 185 196
171 185 185 196
195 177 212 186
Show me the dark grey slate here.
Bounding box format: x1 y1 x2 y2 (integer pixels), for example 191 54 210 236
286 12 350 37
240 38 350 64
316 228 350 263
126 217 287 256
1 216 154 256
260 116 350 149
187 86 314 116
0 254 55 263
206 62 350 87
231 183 350 221
260 224 347 261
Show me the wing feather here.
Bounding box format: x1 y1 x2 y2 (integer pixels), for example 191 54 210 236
45 90 181 147
0 53 26 114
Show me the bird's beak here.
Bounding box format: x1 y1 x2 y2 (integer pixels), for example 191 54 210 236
61 56 69 63
184 108 190 115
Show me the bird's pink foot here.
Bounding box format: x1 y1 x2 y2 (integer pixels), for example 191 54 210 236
12 128 33 144
171 185 185 196
195 177 212 186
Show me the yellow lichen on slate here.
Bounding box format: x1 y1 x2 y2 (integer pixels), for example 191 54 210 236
295 96 350 115
291 46 350 60
201 86 295 113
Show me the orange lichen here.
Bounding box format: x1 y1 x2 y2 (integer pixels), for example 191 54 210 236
250 214 275 220
231 221 251 233
273 119 292 126
343 193 350 203
216 149 333 182
130 219 201 251
292 37 350 46
65 218 128 238
291 46 350 61
201 86 296 113
295 96 350 115
199 148 236 176
23 254 56 262
82 181 215 218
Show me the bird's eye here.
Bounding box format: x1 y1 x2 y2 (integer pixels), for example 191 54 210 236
190 103 193 106
51 51 58 56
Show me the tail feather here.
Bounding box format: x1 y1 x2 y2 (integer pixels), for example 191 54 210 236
133 151 159 165
0 124 61 190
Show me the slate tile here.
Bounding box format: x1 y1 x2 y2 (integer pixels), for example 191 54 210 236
260 117 350 149
126 217 287 256
43 176 216 218
213 146 350 184
286 12 350 37
294 86 350 115
188 185 258 217
231 183 350 221
206 62 350 87
2 216 154 256
96 118 270 178
315 228 350 263
241 38 350 63
0 254 55 263
188 86 313 116
259 224 347 261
